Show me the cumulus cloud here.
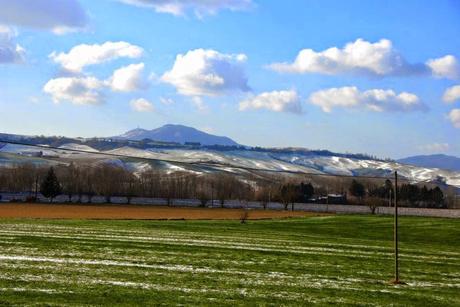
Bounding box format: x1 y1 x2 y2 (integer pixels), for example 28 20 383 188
118 0 253 17
426 55 459 79
130 98 154 112
109 63 147 92
50 41 144 72
309 86 425 113
418 143 450 153
239 90 301 113
448 109 460 128
44 60 148 105
0 0 88 34
269 38 460 79
0 26 25 64
442 85 460 103
43 76 105 105
269 39 426 77
162 49 249 96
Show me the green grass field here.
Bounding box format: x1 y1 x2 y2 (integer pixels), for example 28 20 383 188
0 215 459 306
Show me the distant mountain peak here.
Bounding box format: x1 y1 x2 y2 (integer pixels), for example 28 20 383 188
115 124 239 146
397 154 460 172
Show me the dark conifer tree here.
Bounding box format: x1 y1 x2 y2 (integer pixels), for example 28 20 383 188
349 180 365 202
40 167 62 203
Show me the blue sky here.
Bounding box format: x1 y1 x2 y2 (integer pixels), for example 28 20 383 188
0 0 459 158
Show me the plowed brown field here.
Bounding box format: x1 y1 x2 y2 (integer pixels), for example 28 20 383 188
0 203 328 220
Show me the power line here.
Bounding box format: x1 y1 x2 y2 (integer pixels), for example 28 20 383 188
0 139 410 182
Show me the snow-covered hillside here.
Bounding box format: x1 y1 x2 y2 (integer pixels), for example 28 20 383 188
1 143 459 188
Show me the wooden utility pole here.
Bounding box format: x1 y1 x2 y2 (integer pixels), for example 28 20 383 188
393 171 400 284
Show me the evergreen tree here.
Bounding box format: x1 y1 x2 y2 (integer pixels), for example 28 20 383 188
349 180 365 202
384 179 393 198
430 187 444 208
40 167 62 203
299 182 314 202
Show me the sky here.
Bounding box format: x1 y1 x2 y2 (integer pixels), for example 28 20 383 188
0 0 459 159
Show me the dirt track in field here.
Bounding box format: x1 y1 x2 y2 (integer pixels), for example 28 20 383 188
0 203 328 220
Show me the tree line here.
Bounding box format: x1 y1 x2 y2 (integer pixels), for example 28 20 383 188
0 163 452 209
348 179 446 209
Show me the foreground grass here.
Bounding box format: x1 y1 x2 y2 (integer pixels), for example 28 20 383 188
0 215 458 306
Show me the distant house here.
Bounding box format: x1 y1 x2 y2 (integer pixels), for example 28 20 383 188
327 194 347 204
310 194 347 204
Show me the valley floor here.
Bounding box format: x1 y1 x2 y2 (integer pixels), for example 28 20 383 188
0 216 459 306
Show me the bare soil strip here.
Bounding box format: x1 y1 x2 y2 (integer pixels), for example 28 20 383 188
0 203 328 220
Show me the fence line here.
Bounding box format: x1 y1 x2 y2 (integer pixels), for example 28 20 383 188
1 193 458 218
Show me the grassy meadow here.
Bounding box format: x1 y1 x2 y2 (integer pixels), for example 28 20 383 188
0 215 459 306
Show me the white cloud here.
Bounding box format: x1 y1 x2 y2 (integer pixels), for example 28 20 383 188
239 90 301 113
130 98 154 112
0 0 88 33
418 143 450 153
44 60 148 105
118 0 253 17
269 39 426 77
191 96 208 111
109 63 147 92
448 109 460 128
162 49 249 96
309 86 425 113
160 97 175 105
0 26 25 64
442 85 460 103
50 41 144 72
43 76 105 105
426 55 459 79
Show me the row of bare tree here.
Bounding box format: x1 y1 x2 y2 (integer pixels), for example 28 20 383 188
0 163 457 208
0 163 261 205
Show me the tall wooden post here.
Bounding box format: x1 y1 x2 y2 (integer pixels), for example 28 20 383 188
394 171 399 283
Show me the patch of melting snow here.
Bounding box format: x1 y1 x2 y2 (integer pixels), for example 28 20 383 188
0 254 248 275
2 229 459 264
5 224 459 258
0 287 72 294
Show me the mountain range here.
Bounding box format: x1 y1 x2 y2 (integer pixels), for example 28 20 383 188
115 124 238 146
1 125 460 189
